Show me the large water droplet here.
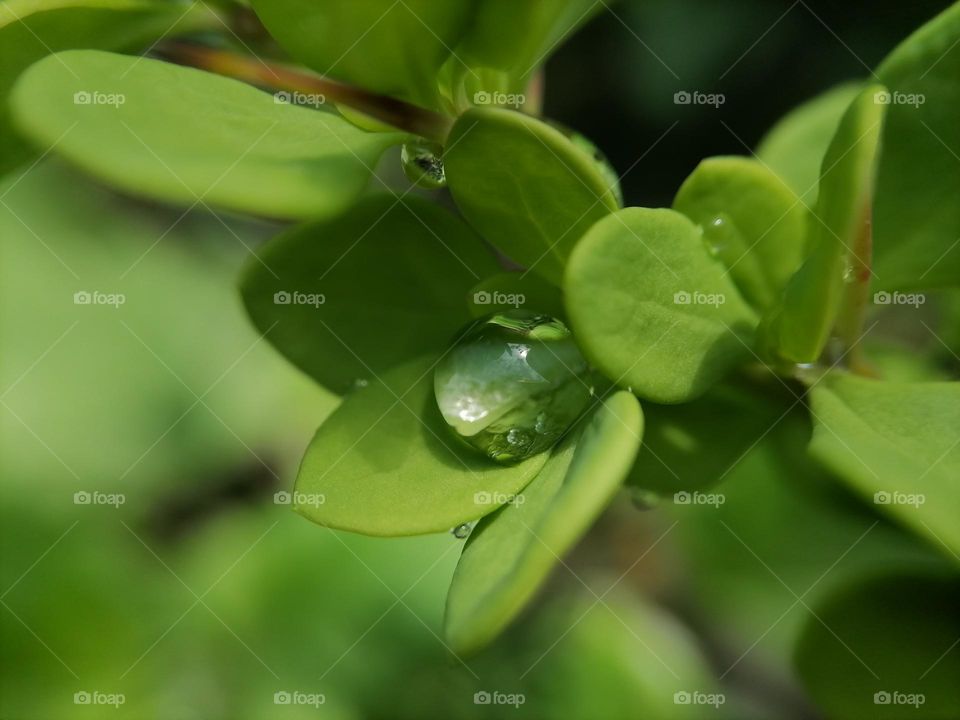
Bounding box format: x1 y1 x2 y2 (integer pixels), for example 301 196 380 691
401 139 446 188
451 523 472 539
434 311 593 464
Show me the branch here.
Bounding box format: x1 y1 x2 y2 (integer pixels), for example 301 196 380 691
153 42 455 143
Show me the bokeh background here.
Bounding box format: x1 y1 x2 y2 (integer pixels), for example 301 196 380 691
1 1 955 718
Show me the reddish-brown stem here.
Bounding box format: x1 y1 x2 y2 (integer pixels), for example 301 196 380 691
154 42 455 143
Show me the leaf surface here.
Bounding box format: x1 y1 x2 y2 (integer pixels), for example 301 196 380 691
445 391 642 654
565 207 757 403
673 155 807 311
250 0 472 108
0 0 211 173
294 356 548 536
11 50 406 219
446 107 618 284
241 195 498 393
874 3 960 289
809 373 960 561
796 572 960 719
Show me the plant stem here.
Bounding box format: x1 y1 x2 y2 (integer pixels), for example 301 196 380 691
153 42 455 143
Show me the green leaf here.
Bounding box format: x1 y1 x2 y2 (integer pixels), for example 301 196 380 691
444 391 642 655
466 271 566 320
11 50 407 219
874 3 960 290
760 85 886 363
671 407 943 665
795 572 960 720
526 590 720 720
756 82 862 206
241 194 499 394
452 0 602 92
673 155 807 311
446 107 619 285
249 0 471 108
0 0 213 175
565 207 758 403
627 379 788 494
294 356 549 537
808 373 960 562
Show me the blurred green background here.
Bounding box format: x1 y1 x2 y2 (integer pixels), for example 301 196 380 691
1 1 956 718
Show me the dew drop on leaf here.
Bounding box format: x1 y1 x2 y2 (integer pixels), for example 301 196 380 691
401 139 446 188
630 488 661 511
842 258 857 283
703 214 733 258
434 311 593 464
451 523 473 539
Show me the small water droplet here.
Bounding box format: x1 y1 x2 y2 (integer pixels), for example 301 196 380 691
702 214 734 258
842 260 857 283
434 311 592 464
401 139 446 188
451 523 472 539
354 378 369 389
630 488 660 511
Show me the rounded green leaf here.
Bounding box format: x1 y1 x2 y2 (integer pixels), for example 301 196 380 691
11 50 407 219
875 2 960 290
241 195 499 394
795 572 960 719
760 84 886 363
808 373 960 562
249 0 471 108
673 155 807 311
756 82 862 206
565 207 758 403
294 356 549 537
446 107 619 285
0 0 213 174
444 391 642 655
